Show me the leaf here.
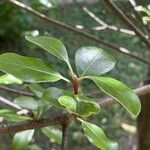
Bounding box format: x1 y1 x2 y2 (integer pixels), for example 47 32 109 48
27 84 44 98
0 53 66 83
87 76 141 117
42 87 64 109
14 96 38 110
0 109 31 122
58 95 100 116
25 36 69 63
0 74 23 84
75 47 116 77
41 126 62 144
28 144 43 150
12 129 34 150
78 119 118 150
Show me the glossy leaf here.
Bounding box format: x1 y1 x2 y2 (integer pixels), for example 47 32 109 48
41 126 62 144
14 96 38 110
12 129 34 150
75 47 116 76
42 87 64 109
25 36 69 63
0 74 23 84
0 53 66 83
58 95 100 116
79 119 118 150
27 84 44 98
87 76 141 117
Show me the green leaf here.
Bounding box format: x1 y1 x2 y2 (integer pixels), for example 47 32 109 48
58 95 100 116
42 87 64 109
28 144 42 150
41 126 62 144
14 96 38 110
12 129 34 150
0 109 32 122
86 76 141 117
25 36 69 63
27 84 44 98
0 53 68 83
0 74 23 84
78 119 118 150
75 47 116 77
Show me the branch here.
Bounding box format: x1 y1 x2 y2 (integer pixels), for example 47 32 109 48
0 85 34 97
99 84 150 108
7 0 150 65
0 85 150 134
0 113 76 134
103 0 150 48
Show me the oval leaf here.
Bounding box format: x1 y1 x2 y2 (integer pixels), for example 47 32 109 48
41 126 62 144
12 129 34 150
75 47 116 77
0 74 23 84
58 95 100 116
25 36 69 63
87 76 141 117
0 53 66 83
78 119 118 150
14 96 38 110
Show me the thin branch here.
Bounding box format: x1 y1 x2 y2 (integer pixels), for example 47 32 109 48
7 0 150 65
103 0 150 48
80 5 135 35
0 96 22 110
0 113 76 134
0 85 34 97
61 125 68 150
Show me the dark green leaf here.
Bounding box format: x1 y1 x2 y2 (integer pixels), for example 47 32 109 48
12 129 34 150
87 76 141 117
0 74 22 84
25 36 69 63
58 95 100 116
14 96 38 110
42 87 64 109
75 47 116 76
0 53 68 83
41 126 62 144
78 119 118 150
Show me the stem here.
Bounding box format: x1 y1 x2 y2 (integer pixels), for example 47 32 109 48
71 74 79 95
67 62 74 76
61 125 68 150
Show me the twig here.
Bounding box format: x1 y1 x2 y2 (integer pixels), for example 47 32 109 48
0 85 34 97
0 96 22 110
7 0 150 65
103 0 150 48
61 125 68 150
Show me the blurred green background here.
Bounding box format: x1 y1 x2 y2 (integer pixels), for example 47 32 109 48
0 0 149 149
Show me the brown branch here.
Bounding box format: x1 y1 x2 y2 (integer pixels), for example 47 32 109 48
0 85 150 134
7 0 150 65
0 113 76 134
99 84 150 108
61 125 68 150
103 0 150 48
0 85 34 97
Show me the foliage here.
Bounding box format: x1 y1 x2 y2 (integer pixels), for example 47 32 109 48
0 36 141 150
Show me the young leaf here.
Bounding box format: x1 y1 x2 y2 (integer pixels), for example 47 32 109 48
14 96 38 110
0 74 23 84
0 53 68 83
41 126 62 144
42 87 64 109
86 76 141 117
25 36 69 63
27 84 44 98
75 47 116 77
12 129 34 150
78 119 118 150
58 95 100 116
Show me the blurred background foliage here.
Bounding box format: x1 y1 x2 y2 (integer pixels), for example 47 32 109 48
0 0 150 149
